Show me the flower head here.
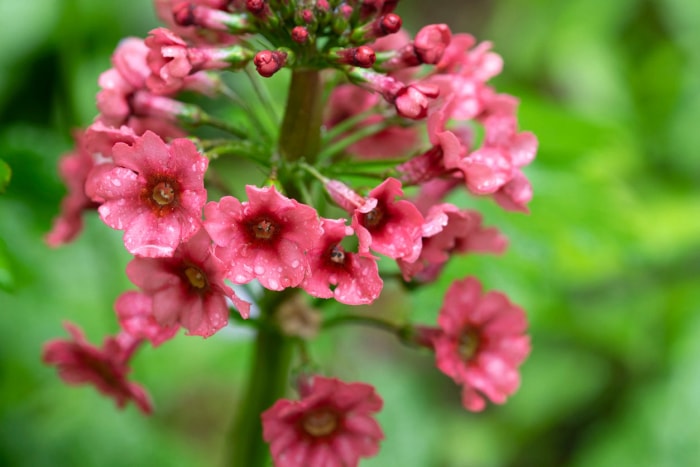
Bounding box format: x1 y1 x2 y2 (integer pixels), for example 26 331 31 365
430 277 530 411
42 323 152 414
125 229 250 337
203 185 323 291
262 376 384 467
90 130 208 257
301 218 383 305
350 178 424 263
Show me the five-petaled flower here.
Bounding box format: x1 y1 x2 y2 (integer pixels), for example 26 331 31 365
203 185 323 291
42 322 152 414
90 130 208 258
125 229 250 338
428 277 531 411
262 376 384 467
301 218 383 305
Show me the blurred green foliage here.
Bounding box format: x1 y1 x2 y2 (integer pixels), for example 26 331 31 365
1 0 699 466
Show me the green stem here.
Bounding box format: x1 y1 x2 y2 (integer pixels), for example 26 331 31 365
278 69 323 163
227 291 294 467
317 120 393 161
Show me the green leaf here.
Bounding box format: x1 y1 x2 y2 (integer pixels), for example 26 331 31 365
0 237 14 291
0 158 10 193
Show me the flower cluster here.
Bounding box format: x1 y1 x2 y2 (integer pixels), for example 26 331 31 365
45 1 536 465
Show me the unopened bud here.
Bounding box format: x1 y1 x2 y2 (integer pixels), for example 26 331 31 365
301 9 314 23
378 13 402 35
246 0 266 14
414 24 451 65
254 49 288 77
334 46 376 68
291 26 309 43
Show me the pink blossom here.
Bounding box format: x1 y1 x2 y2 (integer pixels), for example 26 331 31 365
125 229 250 338
203 185 323 291
145 28 231 94
42 323 152 414
83 121 138 160
301 219 383 305
154 0 238 44
115 291 179 346
430 277 531 411
90 130 208 257
46 131 99 247
413 24 451 65
398 205 507 282
262 376 384 467
95 38 189 137
349 178 424 263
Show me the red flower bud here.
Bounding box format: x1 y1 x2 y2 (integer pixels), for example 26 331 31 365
291 26 309 43
254 50 287 77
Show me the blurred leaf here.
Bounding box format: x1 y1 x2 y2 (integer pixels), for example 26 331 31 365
0 158 9 193
0 237 13 291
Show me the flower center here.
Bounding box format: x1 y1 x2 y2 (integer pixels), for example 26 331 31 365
362 206 385 229
152 181 175 206
184 266 207 290
329 245 346 264
252 218 277 240
301 409 338 438
458 328 481 361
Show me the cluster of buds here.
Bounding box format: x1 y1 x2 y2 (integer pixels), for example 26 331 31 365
44 1 536 465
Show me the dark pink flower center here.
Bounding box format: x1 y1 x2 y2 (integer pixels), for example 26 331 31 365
301 409 339 438
143 176 180 216
184 266 209 292
458 328 481 361
362 206 386 230
329 245 346 265
246 215 281 244
152 181 176 206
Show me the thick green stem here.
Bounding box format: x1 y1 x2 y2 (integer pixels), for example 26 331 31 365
278 69 323 163
227 291 294 467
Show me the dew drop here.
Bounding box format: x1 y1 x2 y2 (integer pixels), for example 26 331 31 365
254 265 265 275
111 178 122 187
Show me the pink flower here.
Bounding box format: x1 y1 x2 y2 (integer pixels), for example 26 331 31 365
154 0 237 44
336 178 423 263
398 204 507 282
430 277 530 411
301 219 383 305
46 131 99 247
90 131 208 257
42 322 152 414
83 121 138 160
203 186 323 291
413 24 452 65
95 38 188 137
145 28 232 94
115 291 179 346
262 376 384 467
125 229 250 338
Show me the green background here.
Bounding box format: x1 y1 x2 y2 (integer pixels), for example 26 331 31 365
1 0 699 466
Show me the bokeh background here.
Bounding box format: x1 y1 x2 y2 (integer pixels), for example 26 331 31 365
1 0 699 466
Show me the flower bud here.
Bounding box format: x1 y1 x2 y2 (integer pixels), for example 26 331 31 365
333 46 376 68
291 26 309 43
254 49 288 77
